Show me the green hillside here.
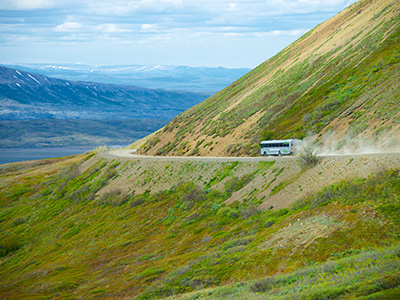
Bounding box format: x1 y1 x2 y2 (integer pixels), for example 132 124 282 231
138 0 400 157
1 152 400 299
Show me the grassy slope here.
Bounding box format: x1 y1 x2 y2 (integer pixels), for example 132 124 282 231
1 153 399 299
138 0 400 157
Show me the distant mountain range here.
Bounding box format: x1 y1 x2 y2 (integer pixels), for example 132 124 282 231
1 63 250 94
0 66 209 121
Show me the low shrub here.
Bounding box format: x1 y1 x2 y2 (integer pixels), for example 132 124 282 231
130 197 145 207
181 185 207 210
0 234 23 257
240 205 259 219
97 189 129 206
221 236 255 251
250 277 275 293
297 144 320 168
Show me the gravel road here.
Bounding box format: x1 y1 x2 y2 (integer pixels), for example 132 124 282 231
105 149 295 162
105 148 400 162
95 149 400 210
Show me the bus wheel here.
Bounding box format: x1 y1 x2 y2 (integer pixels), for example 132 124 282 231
278 152 282 157
264 152 268 157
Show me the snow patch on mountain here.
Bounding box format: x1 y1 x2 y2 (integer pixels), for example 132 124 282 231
28 74 41 85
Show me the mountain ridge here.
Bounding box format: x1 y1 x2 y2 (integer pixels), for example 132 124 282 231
1 63 250 94
0 66 208 120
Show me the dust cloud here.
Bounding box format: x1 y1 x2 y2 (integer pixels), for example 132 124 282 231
302 131 400 156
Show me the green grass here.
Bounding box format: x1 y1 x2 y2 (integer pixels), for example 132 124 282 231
1 154 399 299
205 161 240 188
170 245 400 300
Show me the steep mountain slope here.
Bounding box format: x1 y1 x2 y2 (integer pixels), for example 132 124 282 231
139 0 400 157
0 66 208 120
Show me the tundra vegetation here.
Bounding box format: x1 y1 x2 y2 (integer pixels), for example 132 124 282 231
0 152 399 299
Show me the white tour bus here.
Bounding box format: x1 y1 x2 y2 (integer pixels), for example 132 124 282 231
260 139 302 157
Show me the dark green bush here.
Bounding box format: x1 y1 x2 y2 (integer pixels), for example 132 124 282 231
261 129 277 141
0 234 23 257
221 236 255 251
181 185 207 210
130 197 146 208
250 277 275 293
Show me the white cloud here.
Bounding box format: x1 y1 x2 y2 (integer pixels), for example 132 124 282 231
0 0 53 10
86 0 184 16
54 22 83 32
221 28 309 38
141 24 158 32
0 0 79 10
0 0 91 10
263 0 358 13
4 34 43 44
255 29 309 37
101 24 131 33
54 21 133 36
228 3 239 11
223 32 242 38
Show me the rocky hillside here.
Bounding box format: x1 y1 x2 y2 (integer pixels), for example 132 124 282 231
138 0 400 157
0 66 208 120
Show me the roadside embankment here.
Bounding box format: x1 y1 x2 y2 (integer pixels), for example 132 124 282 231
88 151 400 210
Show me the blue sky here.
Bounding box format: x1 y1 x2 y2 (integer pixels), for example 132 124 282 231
0 0 357 68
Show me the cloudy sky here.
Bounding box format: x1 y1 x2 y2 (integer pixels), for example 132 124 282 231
0 0 357 68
